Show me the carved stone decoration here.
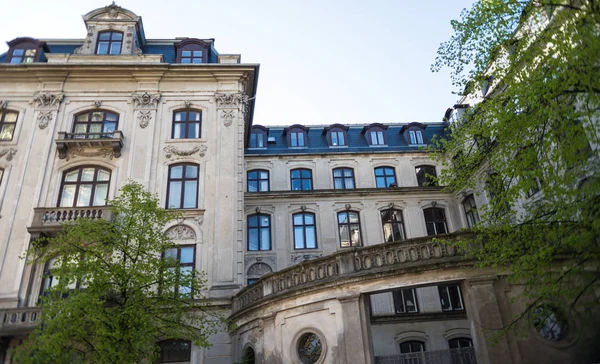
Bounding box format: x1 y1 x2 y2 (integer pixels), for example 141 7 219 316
166 225 196 240
290 252 323 263
247 263 273 277
163 145 207 159
138 110 152 128
195 215 204 226
244 255 276 268
106 1 121 18
33 93 64 109
215 93 247 109
66 147 115 161
132 92 161 108
184 100 192 108
0 148 17 161
75 25 96 54
94 101 102 108
221 110 235 127
37 111 53 129
0 100 6 109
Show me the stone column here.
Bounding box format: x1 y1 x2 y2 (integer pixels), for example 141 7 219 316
465 277 514 364
131 91 161 186
338 295 374 364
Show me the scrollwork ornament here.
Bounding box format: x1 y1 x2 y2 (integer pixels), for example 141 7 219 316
215 93 246 109
166 225 196 240
33 93 64 109
163 145 207 159
195 215 204 226
132 92 161 108
138 110 152 128
37 111 53 129
0 148 17 161
66 147 114 161
221 110 235 127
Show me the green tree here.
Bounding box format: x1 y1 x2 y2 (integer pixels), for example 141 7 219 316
431 0 600 335
13 182 223 363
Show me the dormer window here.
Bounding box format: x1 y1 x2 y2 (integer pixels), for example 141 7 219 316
324 124 348 147
176 39 210 64
249 125 268 148
362 123 388 146
401 122 427 145
283 125 309 148
96 31 123 55
10 49 36 64
6 37 45 64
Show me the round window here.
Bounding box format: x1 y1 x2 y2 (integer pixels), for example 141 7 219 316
532 305 567 341
297 332 323 364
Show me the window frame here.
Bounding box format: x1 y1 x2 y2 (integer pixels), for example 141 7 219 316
393 288 419 314
0 109 18 141
399 340 425 353
332 167 355 190
157 339 192 363
95 31 123 55
325 124 349 147
171 109 202 139
462 195 480 228
166 163 200 209
424 207 448 236
72 110 119 138
363 124 388 146
374 166 397 188
247 213 272 251
448 338 473 349
249 125 268 148
290 168 313 191
57 166 111 207
337 210 362 248
381 209 407 243
175 38 210 64
162 245 196 296
438 285 464 311
402 123 428 145
6 37 45 64
292 212 318 250
284 125 309 148
247 169 270 192
415 165 438 187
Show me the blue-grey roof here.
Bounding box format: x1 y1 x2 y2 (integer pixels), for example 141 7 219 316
246 123 449 156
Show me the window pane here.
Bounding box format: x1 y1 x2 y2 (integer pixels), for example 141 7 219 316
349 213 359 223
333 169 342 177
439 287 451 310
4 112 17 122
259 180 269 191
60 185 76 207
260 215 270 227
370 132 377 145
180 247 194 263
97 42 109 54
168 181 182 208
248 181 258 192
301 169 311 178
338 132 345 146
292 180 301 190
377 131 384 144
99 33 111 40
297 133 304 146
188 123 199 138
170 166 183 179
293 214 303 225
97 170 110 181
416 131 424 144
338 212 348 224
436 222 447 234
331 132 338 145
375 168 384 176
334 179 344 189
248 229 258 250
93 184 108 206
339 225 349 247
345 179 354 189
76 184 92 206
173 123 185 139
183 181 197 208
112 33 123 41
81 168 96 181
65 170 79 182
0 125 15 140
193 51 203 57
175 112 185 122
109 42 121 55
350 226 361 246
426 222 436 236
302 179 312 190
164 248 177 260
305 227 316 248
304 214 314 225
185 165 198 178
259 171 269 179
182 51 192 57
13 49 24 56
260 228 270 250
294 227 305 249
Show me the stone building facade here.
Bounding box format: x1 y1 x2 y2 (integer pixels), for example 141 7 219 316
0 4 597 364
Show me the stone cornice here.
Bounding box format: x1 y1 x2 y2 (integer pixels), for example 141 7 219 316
245 186 450 200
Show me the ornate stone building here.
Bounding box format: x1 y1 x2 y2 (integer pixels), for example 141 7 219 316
0 4 597 364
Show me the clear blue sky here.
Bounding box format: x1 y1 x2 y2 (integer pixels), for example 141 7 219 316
0 0 474 126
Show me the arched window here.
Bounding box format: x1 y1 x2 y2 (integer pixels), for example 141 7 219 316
401 122 427 145
332 168 355 189
415 165 438 186
399 340 425 353
374 166 396 188
448 338 472 349
247 170 269 192
247 214 271 251
96 31 123 55
424 207 447 236
58 166 111 207
172 110 202 139
293 212 317 249
0 109 18 141
163 245 195 295
167 163 199 209
362 123 388 146
324 124 349 147
157 339 192 363
249 125 268 148
73 110 119 138
242 346 256 364
284 124 309 147
6 37 44 64
337 211 361 247
246 262 272 286
290 168 313 191
176 39 210 64
381 209 406 242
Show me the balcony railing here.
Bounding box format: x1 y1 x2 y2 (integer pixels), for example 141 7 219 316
375 347 477 364
55 130 124 159
27 206 114 236
232 234 470 314
0 308 42 335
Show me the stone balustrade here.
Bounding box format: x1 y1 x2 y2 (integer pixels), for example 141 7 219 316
0 308 42 335
27 206 114 236
232 233 471 314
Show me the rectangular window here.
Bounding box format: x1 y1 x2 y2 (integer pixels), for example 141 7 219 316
172 111 201 139
332 168 355 189
438 285 464 311
250 132 265 148
370 131 385 145
462 195 480 228
247 170 269 192
290 169 312 191
331 131 345 146
337 211 361 247
424 207 447 236
409 130 425 145
248 214 271 251
293 212 317 249
393 288 419 314
163 245 195 295
167 164 199 209
290 132 305 147
374 167 396 188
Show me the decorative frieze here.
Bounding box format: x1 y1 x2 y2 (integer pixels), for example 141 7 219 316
138 110 152 128
0 148 17 162
166 225 196 240
244 255 276 268
247 262 273 276
195 214 204 226
131 92 161 108
163 144 207 159
37 111 53 130
65 147 116 161
221 110 235 127
33 92 64 109
290 252 323 263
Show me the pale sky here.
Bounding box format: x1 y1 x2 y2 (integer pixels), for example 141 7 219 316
0 0 474 126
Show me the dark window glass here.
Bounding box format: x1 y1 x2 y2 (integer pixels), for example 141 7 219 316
330 130 346 146
532 305 567 341
290 131 305 147
172 110 201 139
448 338 472 349
40 258 58 297
375 167 396 188
415 166 438 186
58 167 111 207
72 111 119 138
297 333 323 364
10 48 36 64
96 31 123 55
439 285 464 311
250 132 265 148
157 339 192 363
247 170 269 192
338 211 361 247
381 209 406 242
291 169 313 191
163 245 195 295
399 341 425 353
424 207 447 236
247 278 258 286
248 214 271 251
293 212 317 249
393 288 419 314
409 130 425 144
0 110 18 141
167 164 199 209
462 195 480 228
333 168 355 189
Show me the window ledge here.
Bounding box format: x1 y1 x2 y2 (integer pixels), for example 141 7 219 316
371 310 467 324
166 138 206 144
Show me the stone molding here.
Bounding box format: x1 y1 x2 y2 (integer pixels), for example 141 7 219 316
65 147 116 161
164 144 207 159
0 148 17 162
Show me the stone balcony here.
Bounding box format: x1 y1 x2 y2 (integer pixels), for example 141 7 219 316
55 131 124 160
27 206 114 237
232 233 473 315
0 308 42 335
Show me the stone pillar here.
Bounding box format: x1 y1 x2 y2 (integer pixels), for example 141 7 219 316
465 277 514 364
338 295 374 364
130 91 161 187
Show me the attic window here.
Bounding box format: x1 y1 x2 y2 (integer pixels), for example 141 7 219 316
324 124 349 147
250 125 268 148
96 31 123 55
362 123 388 146
283 125 309 148
6 37 45 64
401 123 427 145
176 39 210 64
